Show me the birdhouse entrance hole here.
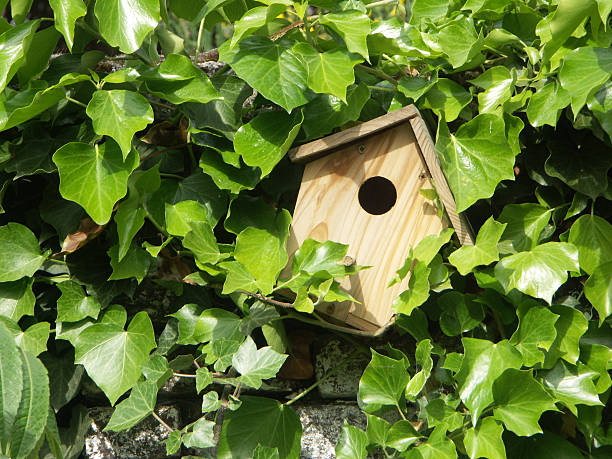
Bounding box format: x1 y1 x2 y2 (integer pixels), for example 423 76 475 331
358 176 397 215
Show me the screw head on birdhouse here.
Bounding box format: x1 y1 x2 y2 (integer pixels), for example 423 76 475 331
287 105 473 335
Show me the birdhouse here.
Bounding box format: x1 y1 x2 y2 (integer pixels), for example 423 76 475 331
286 105 473 335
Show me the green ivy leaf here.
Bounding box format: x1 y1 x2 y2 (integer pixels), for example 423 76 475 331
559 47 612 116
0 222 48 282
320 10 371 60
219 37 310 112
234 210 291 295
509 300 558 366
74 310 156 405
392 261 431 316
232 336 287 389
192 308 243 345
183 417 215 448
542 361 602 415
449 217 506 275
437 18 482 68
201 390 222 412
494 242 580 304
0 20 39 92
86 90 154 159
291 239 351 277
230 4 287 47
293 43 362 101
0 85 65 132
234 110 303 178
105 380 157 432
410 0 449 24
253 444 280 459
398 74 438 102
498 203 551 253
198 149 260 194
422 79 472 122
455 338 523 424
386 420 420 451
438 292 485 337
579 343 612 393
588 81 612 141
108 244 153 283
424 398 464 432
358 350 409 413
584 261 612 325
403 427 457 459
56 280 101 323
544 305 588 368
463 417 506 459
114 200 146 262
142 354 172 389
220 261 260 295
526 81 570 127
336 421 368 459
492 369 557 436
141 54 222 104
184 221 222 267
436 114 515 212
94 0 160 53
545 137 612 200
0 278 34 322
165 430 181 455
217 396 302 459
470 66 515 113
49 0 86 51
10 348 50 459
568 215 612 274
53 141 139 225
0 321 23 452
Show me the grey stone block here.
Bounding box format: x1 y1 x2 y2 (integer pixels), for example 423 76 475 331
314 339 370 398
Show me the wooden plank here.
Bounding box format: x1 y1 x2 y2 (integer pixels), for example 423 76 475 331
408 110 475 245
289 105 419 162
287 123 447 329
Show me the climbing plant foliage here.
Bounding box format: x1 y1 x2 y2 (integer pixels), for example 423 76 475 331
0 0 611 457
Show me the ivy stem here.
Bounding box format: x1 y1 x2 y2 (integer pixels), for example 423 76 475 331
365 0 398 8
382 53 410 78
173 372 196 378
237 290 294 308
357 64 398 86
159 172 185 180
368 85 396 92
195 16 206 64
284 349 363 406
152 411 175 432
395 402 407 421
65 96 87 108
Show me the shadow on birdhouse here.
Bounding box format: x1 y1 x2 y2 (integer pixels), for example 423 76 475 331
285 105 474 336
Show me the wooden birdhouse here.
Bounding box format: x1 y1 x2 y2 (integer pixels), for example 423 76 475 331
286 105 473 335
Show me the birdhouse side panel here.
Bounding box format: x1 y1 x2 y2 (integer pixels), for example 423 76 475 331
288 123 447 329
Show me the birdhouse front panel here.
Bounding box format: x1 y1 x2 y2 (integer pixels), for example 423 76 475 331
287 122 446 332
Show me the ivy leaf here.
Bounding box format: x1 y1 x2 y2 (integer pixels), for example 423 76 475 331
293 43 362 101
114 200 146 262
165 200 212 237
201 391 222 412
10 348 50 459
234 210 291 295
541 361 602 415
320 10 371 60
544 305 588 368
0 222 48 282
463 417 506 459
398 74 438 102
438 292 485 337
0 278 34 322
142 354 172 389
436 114 515 212
108 244 153 283
588 81 612 141
526 81 570 127
56 280 101 322
232 336 287 389
437 18 482 68
545 137 612 200
184 221 222 267
386 420 421 451
410 0 449 24
195 367 212 393
497 203 551 253
165 430 182 455
392 261 431 316
509 300 558 366
198 149 260 194
220 261 259 295
74 310 156 405
291 239 351 277
0 85 65 132
559 47 612 116
105 380 157 432
142 54 222 104
94 0 160 53
0 321 23 451
49 0 86 51
449 217 506 275
253 445 280 459
494 242 580 304
422 79 472 122
192 308 243 345
336 421 368 459
492 369 557 436
402 428 457 459
470 66 515 113
568 215 612 274
217 396 302 459
579 343 612 393
183 417 215 448
584 261 612 325
230 4 287 47
219 37 309 112
86 90 154 159
53 141 139 225
455 338 523 424
0 20 39 92
425 398 464 432
358 350 409 413
234 110 303 178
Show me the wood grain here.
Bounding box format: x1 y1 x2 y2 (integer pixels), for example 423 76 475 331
287 123 447 329
289 105 419 162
